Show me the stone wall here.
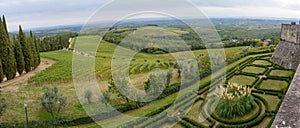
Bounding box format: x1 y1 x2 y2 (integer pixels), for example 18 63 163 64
271 41 300 70
271 64 300 128
281 24 297 43
271 22 300 70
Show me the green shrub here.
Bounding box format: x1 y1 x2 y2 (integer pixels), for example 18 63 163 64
215 83 256 119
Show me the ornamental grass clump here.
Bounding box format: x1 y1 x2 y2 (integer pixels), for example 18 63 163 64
216 83 255 118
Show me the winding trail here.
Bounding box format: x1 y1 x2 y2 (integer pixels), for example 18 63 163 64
0 59 54 88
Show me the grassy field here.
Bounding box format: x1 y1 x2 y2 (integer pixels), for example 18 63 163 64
242 66 266 74
252 60 272 66
269 70 293 77
254 93 281 112
260 79 288 91
228 75 257 86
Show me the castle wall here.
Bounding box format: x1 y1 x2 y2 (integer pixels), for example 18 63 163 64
271 23 300 70
271 22 300 127
271 41 299 69
297 25 300 44
281 24 297 43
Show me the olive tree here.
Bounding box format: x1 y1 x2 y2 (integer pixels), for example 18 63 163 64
41 86 67 126
144 70 167 95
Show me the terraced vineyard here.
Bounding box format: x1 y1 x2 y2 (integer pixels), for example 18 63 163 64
29 36 269 85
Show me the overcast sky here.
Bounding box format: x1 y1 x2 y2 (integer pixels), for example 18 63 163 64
1 0 300 31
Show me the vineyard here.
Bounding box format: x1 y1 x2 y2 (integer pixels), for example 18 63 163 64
29 35 268 85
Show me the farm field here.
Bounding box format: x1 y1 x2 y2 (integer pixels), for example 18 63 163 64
29 35 270 85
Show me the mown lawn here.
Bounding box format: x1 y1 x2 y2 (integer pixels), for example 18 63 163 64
260 79 288 91
242 66 266 74
269 70 293 77
253 117 272 128
252 60 272 66
254 93 281 112
228 75 257 86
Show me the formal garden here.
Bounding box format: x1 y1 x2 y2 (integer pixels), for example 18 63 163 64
182 55 293 128
115 55 294 128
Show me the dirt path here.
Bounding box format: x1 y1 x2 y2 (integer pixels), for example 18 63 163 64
0 59 55 88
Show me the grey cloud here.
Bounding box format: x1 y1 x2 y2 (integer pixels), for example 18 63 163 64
190 0 280 8
1 0 300 31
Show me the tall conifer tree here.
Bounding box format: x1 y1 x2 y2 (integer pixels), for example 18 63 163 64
19 26 32 73
0 60 4 83
34 35 41 66
2 16 8 36
0 17 16 80
29 31 38 69
13 36 25 75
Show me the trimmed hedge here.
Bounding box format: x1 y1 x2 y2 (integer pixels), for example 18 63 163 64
183 117 209 128
179 120 197 128
216 113 266 128
252 93 269 112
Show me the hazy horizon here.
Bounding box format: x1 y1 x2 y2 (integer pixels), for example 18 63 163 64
2 0 300 31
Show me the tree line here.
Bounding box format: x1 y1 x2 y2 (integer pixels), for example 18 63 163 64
0 16 40 83
103 26 280 54
38 33 77 52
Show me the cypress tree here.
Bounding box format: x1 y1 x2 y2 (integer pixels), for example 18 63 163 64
13 35 25 75
2 16 8 36
19 26 32 73
0 17 16 80
29 31 38 69
39 39 45 52
0 60 4 83
34 36 41 66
